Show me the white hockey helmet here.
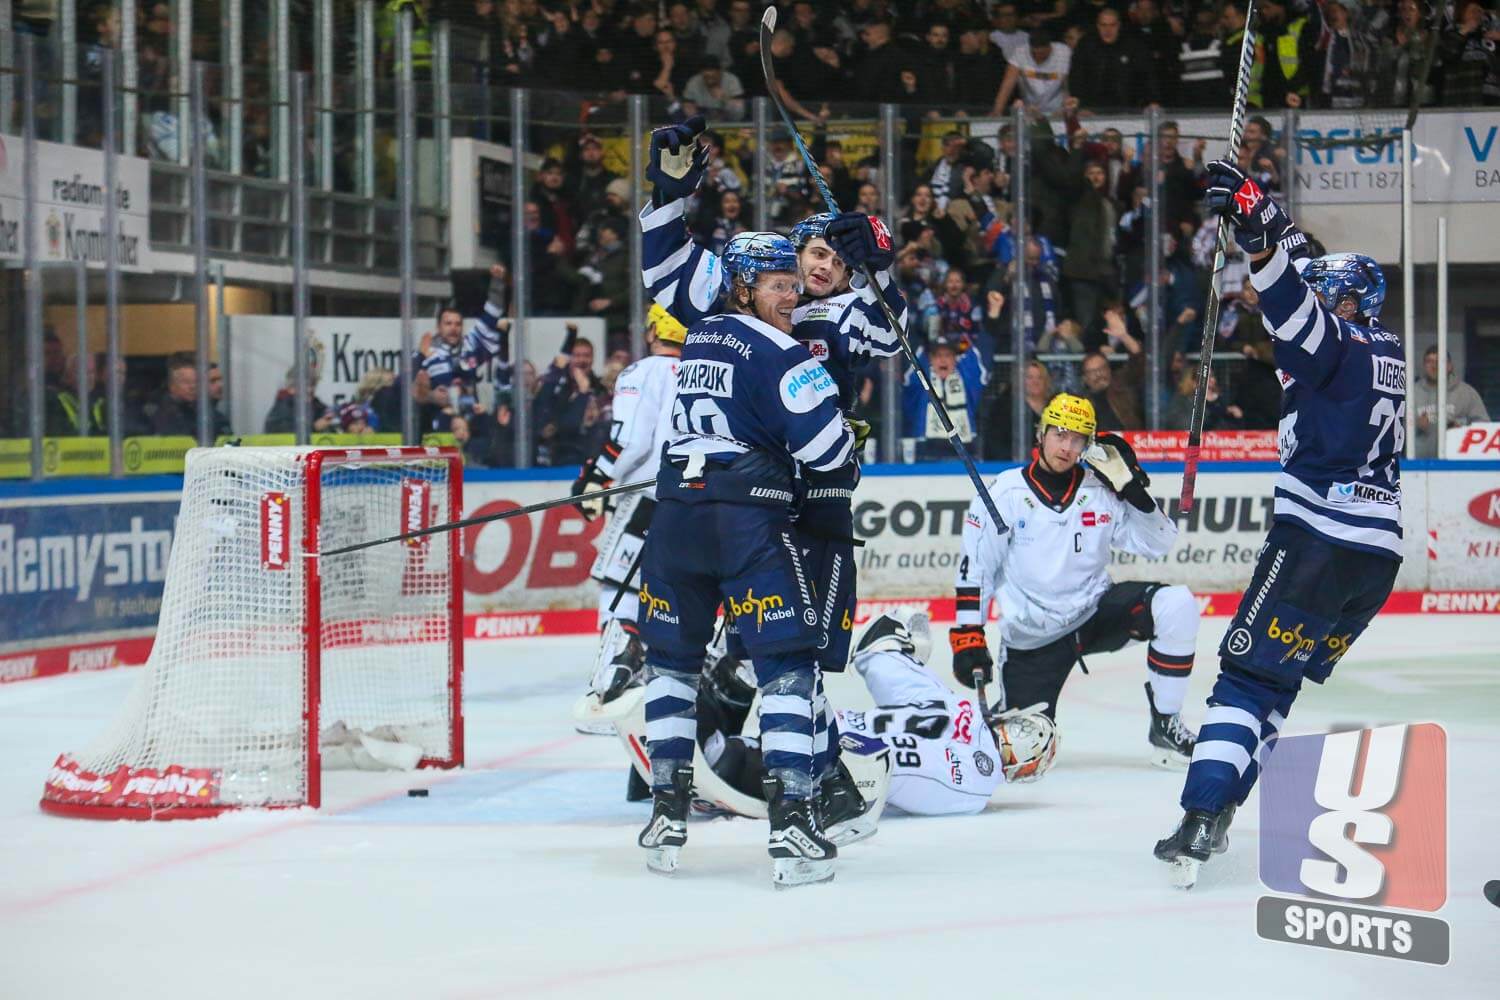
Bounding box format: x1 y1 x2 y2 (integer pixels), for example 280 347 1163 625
853 607 933 663
989 703 1060 783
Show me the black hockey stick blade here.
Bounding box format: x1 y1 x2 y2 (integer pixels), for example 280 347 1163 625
320 479 657 557
759 6 1004 534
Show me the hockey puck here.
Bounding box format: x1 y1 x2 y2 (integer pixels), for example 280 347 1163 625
407 788 429 798
1485 880 1500 908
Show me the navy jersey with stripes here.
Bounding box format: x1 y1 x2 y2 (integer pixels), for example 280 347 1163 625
1250 248 1405 560
665 312 855 479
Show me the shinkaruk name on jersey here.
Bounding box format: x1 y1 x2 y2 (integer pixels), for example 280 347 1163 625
1252 248 1404 560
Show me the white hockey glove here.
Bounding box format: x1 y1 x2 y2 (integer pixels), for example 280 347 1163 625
1084 432 1155 513
991 703 1059 784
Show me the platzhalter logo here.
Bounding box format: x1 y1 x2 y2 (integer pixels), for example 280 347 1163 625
1257 724 1449 965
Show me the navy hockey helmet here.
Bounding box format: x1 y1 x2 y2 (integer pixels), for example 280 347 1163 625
789 212 836 249
721 231 799 292
1302 252 1385 320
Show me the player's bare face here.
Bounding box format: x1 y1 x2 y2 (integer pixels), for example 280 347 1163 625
1039 426 1088 473
752 273 802 333
799 240 848 297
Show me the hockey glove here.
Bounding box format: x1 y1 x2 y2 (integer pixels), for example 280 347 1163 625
846 415 872 454
1084 432 1156 513
950 625 993 689
825 212 896 272
571 455 613 521
1203 159 1303 257
646 115 708 202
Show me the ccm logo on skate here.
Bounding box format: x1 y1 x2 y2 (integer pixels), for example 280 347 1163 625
1257 723 1448 964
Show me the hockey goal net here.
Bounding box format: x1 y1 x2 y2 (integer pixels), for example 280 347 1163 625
40 446 465 820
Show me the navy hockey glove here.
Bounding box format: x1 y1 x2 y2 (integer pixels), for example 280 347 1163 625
1203 159 1302 257
571 450 614 521
647 115 708 202
825 212 896 272
950 625 993 689
1084 432 1155 513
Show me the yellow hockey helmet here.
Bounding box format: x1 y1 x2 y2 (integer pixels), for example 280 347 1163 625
1037 393 1096 441
647 303 687 345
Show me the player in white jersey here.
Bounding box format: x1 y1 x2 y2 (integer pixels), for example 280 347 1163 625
950 394 1201 768
571 305 684 733
608 609 1057 829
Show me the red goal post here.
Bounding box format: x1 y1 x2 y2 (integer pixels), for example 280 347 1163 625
40 446 465 820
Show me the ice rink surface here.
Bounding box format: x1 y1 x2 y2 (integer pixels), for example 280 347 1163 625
1 615 1496 1000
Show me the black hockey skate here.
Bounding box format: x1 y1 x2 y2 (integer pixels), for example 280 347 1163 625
1212 803 1236 855
816 760 878 847
638 765 694 876
1154 808 1221 889
1145 683 1197 770
765 777 837 889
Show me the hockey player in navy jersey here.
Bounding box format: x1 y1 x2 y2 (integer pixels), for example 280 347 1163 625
635 231 857 888
1155 160 1406 888
639 115 906 844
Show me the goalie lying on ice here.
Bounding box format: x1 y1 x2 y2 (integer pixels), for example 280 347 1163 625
606 610 1059 828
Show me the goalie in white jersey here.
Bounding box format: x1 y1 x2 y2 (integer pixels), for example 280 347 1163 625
572 304 684 731
949 394 1201 768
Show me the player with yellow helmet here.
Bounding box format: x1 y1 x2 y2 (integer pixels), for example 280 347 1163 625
948 391 1203 771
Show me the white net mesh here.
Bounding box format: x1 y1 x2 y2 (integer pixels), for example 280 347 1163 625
41 447 462 817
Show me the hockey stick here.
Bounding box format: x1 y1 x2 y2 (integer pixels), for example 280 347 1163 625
758 7 1005 535
1181 1 1257 512
320 479 657 557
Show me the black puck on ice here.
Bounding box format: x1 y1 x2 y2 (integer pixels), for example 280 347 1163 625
407 788 429 798
1485 880 1500 908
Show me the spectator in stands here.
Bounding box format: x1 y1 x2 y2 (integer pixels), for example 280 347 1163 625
1413 346 1492 457
567 135 619 224
1249 0 1316 109
983 359 1054 462
151 354 232 439
1127 0 1181 94
1231 293 1283 431
1069 5 1156 111
576 216 631 335
1178 5 1229 107
577 177 632 257
1080 329 1145 431
1317 0 1376 109
1165 370 1242 431
1237 116 1282 192
852 18 910 105
614 5 663 93
1064 159 1120 331
530 157 578 255
988 233 1062 350
338 401 377 437
693 0 734 68
682 54 746 116
1441 2 1500 106
1120 119 1205 239
263 364 335 436
1161 231 1203 353
533 326 606 467
45 352 106 437
1376 0 1436 108
855 181 882 218
474 390 517 468
924 132 969 211
954 22 1009 109
931 267 984 352
992 27 1072 115
990 3 1027 57
693 187 748 253
722 0 763 89
768 27 834 122
417 305 477 406
901 184 967 267
650 28 700 101
665 2 708 66
915 21 958 105
904 334 987 462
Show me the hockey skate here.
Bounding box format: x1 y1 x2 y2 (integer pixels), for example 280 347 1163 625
638 765 694 876
1154 808 1221 889
765 777 836 889
816 760 878 846
1145 683 1197 770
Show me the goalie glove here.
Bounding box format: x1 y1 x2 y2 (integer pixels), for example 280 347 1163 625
950 625 993 689
646 115 708 202
571 450 615 521
825 212 896 272
1203 158 1305 257
1084 432 1155 513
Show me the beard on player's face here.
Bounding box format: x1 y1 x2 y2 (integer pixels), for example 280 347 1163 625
1038 427 1087 472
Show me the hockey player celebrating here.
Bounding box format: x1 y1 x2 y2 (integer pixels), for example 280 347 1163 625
634 231 857 888
950 394 1201 768
1155 161 1405 888
571 304 685 731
